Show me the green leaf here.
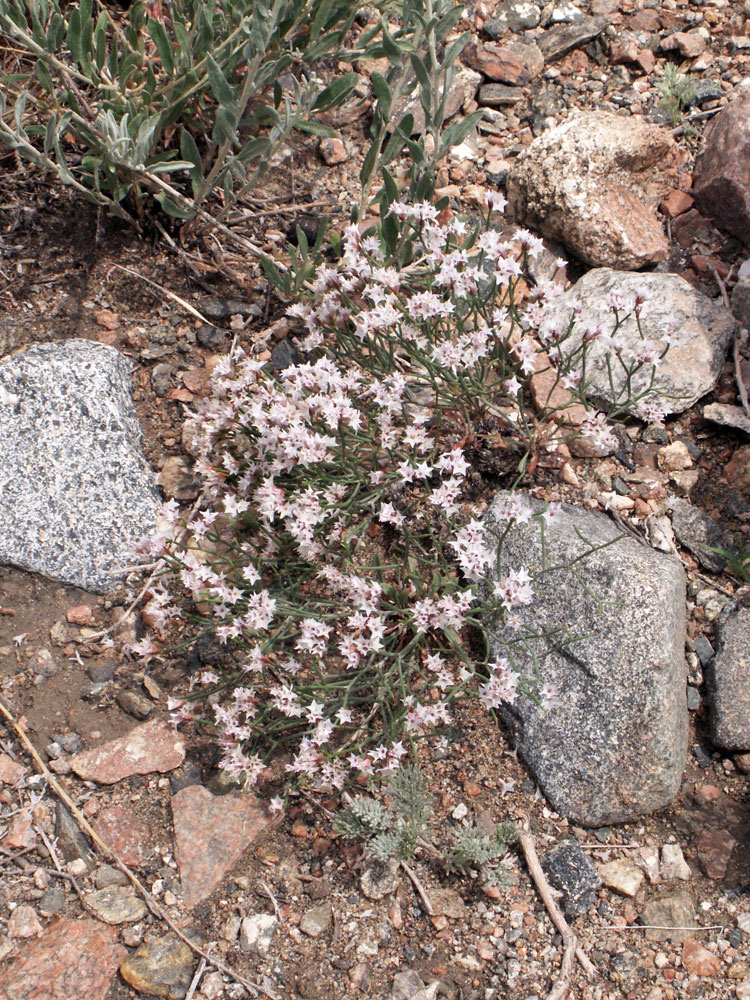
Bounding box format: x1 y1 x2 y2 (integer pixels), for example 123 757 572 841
213 104 238 146
370 71 392 117
148 17 175 77
381 167 398 205
261 254 291 296
434 3 464 42
154 191 194 217
381 112 414 163
443 31 470 70
308 0 333 42
180 128 202 183
311 72 358 111
437 109 482 159
46 10 65 50
381 22 403 65
206 52 235 109
359 138 379 186
34 59 54 93
295 119 337 138
93 11 108 72
409 53 431 92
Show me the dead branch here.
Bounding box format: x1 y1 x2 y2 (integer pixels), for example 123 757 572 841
518 831 597 981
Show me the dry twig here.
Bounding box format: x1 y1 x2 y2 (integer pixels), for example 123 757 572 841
0 697 276 1000
400 860 434 916
518 830 597 982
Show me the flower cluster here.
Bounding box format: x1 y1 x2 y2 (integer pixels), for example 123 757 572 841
139 198 673 802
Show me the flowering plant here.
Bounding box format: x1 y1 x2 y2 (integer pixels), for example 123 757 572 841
139 195 672 806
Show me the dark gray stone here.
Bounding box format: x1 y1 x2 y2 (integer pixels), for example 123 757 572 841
669 498 727 573
695 637 714 667
55 800 95 867
707 592 750 751
483 493 687 826
692 744 713 768
269 338 303 373
541 840 601 917
538 16 606 62
687 686 701 712
0 340 160 593
196 324 227 349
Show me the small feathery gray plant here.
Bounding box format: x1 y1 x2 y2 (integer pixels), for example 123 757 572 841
334 763 518 884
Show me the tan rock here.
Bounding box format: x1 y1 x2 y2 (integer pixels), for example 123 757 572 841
507 112 680 268
598 859 644 897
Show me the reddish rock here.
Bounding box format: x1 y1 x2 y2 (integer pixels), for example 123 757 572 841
172 785 273 909
3 811 37 850
660 189 694 218
465 40 543 85
682 939 722 976
694 784 721 803
93 805 154 867
94 309 120 331
70 719 184 784
661 32 707 58
694 827 737 879
693 89 750 243
318 137 348 165
609 33 639 65
529 346 587 426
0 917 126 999
636 49 655 73
724 446 750 493
630 9 661 31
0 753 25 785
670 208 716 249
65 604 94 626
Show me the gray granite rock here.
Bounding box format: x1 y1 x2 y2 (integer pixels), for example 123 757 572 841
487 0 541 34
541 840 600 917
707 592 750 751
540 270 735 417
669 498 727 573
0 340 160 592
483 494 687 826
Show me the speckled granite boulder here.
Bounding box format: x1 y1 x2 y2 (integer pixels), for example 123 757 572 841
483 493 688 827
539 269 735 417
0 339 160 592
707 591 750 751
